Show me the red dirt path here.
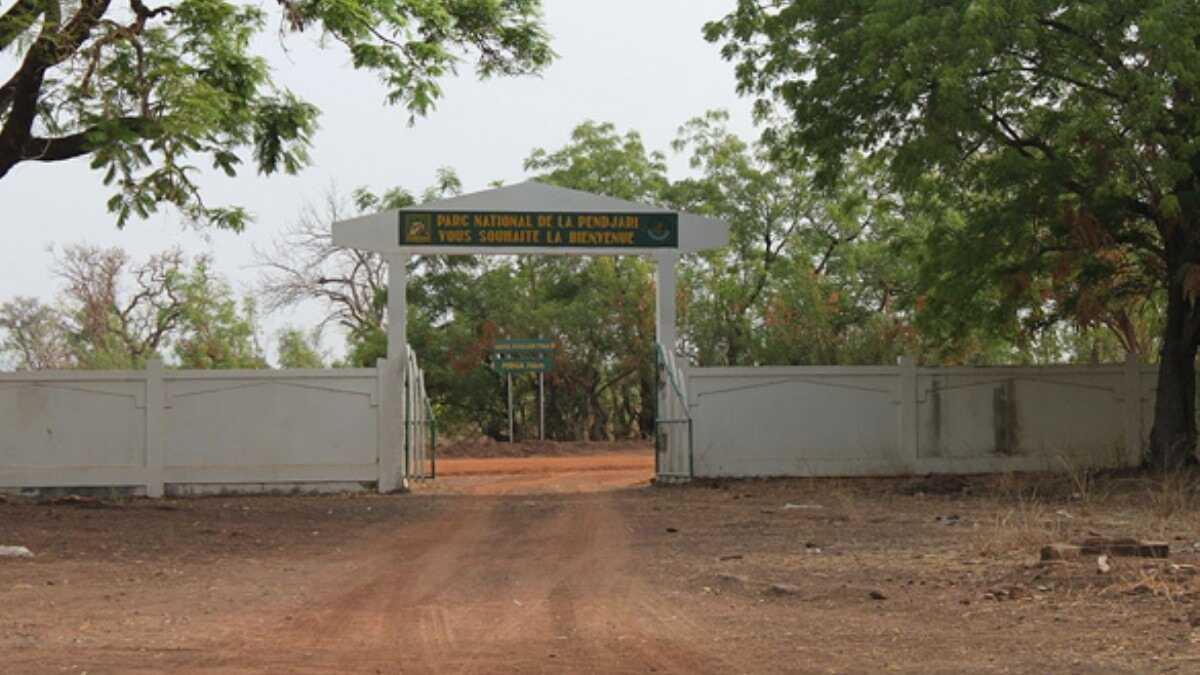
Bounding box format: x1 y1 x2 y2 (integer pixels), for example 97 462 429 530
3 452 1198 673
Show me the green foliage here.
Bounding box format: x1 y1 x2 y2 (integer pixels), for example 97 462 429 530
0 297 72 370
524 121 670 203
706 1 1191 355
171 260 267 369
707 0 1200 464
0 245 269 370
671 111 920 366
340 124 672 439
392 118 923 437
0 0 552 228
276 327 325 369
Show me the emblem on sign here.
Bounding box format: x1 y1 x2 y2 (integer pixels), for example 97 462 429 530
402 213 433 244
647 220 671 242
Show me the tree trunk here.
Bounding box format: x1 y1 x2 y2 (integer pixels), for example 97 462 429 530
1148 255 1200 470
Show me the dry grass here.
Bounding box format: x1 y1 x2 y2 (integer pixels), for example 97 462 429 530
643 468 1200 672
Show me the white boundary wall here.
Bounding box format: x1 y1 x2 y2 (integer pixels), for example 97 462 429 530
2 354 1167 488
0 359 413 495
687 356 1156 477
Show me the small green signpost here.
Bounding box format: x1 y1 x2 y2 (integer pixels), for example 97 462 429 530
492 339 558 441
490 356 553 373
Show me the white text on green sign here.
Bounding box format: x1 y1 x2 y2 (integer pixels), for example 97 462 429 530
495 339 558 352
492 358 553 374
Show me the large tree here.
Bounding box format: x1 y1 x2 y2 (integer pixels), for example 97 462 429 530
0 243 268 368
0 296 72 369
524 120 668 438
254 168 466 365
0 0 551 228
708 0 1200 468
670 111 919 367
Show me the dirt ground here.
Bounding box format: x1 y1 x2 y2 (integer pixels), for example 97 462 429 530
1 451 1199 674
435 438 652 459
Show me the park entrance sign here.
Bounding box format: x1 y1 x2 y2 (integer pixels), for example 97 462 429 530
332 180 730 486
400 211 678 248
333 179 729 361
335 180 727 256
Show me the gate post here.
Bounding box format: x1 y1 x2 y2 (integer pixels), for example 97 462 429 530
654 253 678 478
382 252 410 489
654 252 678 352
898 355 919 465
1122 351 1143 466
377 356 406 493
144 358 165 498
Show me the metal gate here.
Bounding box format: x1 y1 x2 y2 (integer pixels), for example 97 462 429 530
403 344 437 480
655 343 693 482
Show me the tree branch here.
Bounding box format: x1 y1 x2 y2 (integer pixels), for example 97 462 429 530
16 116 156 163
0 0 112 177
0 0 44 52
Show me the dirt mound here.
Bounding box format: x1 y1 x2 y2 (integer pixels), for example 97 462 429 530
437 438 652 458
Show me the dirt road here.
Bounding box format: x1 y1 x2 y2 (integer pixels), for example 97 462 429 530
235 460 717 673
5 453 1198 673
4 454 732 674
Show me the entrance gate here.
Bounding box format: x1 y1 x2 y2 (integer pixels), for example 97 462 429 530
402 344 436 481
332 181 729 489
655 344 693 481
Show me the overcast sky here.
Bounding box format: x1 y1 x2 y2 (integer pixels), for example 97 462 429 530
0 0 756 361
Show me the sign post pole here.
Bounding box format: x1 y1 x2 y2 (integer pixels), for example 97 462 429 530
492 339 557 444
507 373 514 443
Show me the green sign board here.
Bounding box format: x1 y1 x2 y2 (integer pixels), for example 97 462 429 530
399 211 678 249
491 355 553 373
495 339 558 352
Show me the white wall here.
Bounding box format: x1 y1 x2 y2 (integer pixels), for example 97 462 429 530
0 372 149 488
0 356 1168 489
163 370 380 485
688 357 1151 477
0 363 391 494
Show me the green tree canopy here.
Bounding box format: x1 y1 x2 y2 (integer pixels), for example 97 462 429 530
670 110 920 367
172 259 266 368
275 326 325 369
0 0 552 228
708 0 1200 468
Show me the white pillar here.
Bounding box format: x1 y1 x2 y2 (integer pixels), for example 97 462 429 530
654 252 678 352
379 252 410 492
387 252 410 362
144 358 165 498
897 355 919 466
377 357 401 493
654 253 680 477
1123 351 1143 466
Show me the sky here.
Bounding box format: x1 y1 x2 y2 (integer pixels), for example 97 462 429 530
0 0 757 362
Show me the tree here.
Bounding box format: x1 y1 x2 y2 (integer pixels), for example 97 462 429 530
255 168 466 365
670 111 918 367
524 121 668 438
172 259 266 368
0 0 552 228
524 121 670 202
276 327 325 369
708 1 1200 468
0 297 72 369
55 243 188 368
0 243 267 369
